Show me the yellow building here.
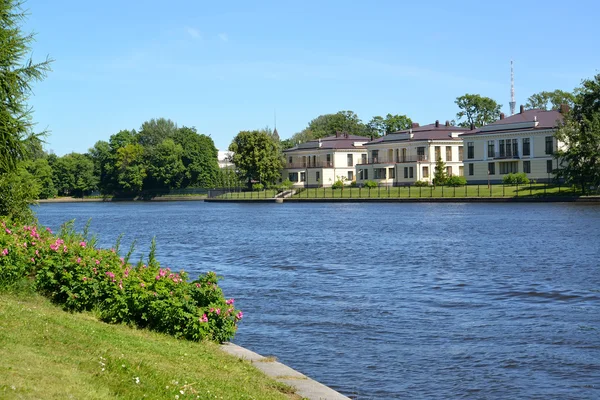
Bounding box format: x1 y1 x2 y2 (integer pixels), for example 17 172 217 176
356 121 468 186
461 106 567 183
282 133 369 187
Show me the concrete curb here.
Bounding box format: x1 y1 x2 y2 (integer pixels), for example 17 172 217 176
220 343 350 400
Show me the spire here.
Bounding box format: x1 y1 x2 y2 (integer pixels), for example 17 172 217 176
509 60 516 116
272 109 279 141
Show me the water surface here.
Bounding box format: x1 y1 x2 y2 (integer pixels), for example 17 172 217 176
35 202 600 399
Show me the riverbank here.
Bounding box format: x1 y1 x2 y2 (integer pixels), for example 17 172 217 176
38 195 207 203
0 290 344 399
205 195 600 203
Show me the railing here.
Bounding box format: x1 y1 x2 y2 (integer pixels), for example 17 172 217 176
489 151 520 160
286 161 334 168
357 155 428 164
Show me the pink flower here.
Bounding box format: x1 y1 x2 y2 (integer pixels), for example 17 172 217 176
105 271 115 281
118 280 123 290
76 257 82 264
195 283 200 288
216 308 221 315
63 245 68 253
235 311 243 320
5 229 12 234
209 308 214 313
155 275 160 280
30 258 35 263
226 298 234 305
1 248 8 256
124 268 130 278
140 282 145 288
83 277 88 282
79 241 86 248
120 257 124 264
23 242 27 248
35 250 39 256
200 314 208 323
159 269 167 277
92 267 97 274
95 259 100 265
46 227 53 233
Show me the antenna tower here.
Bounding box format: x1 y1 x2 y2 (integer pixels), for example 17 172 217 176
509 60 516 115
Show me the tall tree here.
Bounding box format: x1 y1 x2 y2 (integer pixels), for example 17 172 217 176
383 114 412 134
51 153 97 197
172 127 219 188
229 130 283 188
0 0 52 219
455 94 502 128
137 118 178 148
433 157 447 185
88 140 113 194
525 89 575 111
555 74 600 194
306 111 369 139
115 144 146 196
366 116 386 137
145 139 185 190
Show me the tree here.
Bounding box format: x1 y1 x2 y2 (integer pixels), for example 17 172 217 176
433 157 447 185
115 144 146 196
22 157 56 199
383 114 412 134
229 130 283 188
366 116 386 137
525 89 575 111
51 153 97 197
0 0 52 219
145 139 185 190
555 74 600 194
172 127 219 188
88 140 113 194
137 118 178 148
306 111 369 139
455 94 502 128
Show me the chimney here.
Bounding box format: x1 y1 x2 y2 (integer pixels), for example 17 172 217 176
344 132 348 138
370 135 374 141
560 104 570 114
336 131 340 138
470 123 475 130
445 120 450 127
520 105 524 114
435 120 439 128
412 122 420 128
500 113 505 120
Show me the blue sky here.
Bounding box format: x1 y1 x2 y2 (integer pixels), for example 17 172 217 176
24 0 600 155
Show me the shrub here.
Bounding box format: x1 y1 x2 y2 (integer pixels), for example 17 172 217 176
364 180 378 189
503 173 530 185
446 176 467 187
331 180 344 189
252 183 264 191
350 181 358 188
0 219 242 343
414 180 430 187
280 179 293 190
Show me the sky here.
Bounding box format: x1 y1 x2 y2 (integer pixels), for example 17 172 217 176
22 0 600 155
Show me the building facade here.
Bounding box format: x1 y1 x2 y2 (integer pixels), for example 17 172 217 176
461 106 566 184
282 133 369 187
356 121 468 186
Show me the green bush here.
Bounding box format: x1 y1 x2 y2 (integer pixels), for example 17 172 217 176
502 172 530 185
280 179 293 190
364 180 378 189
446 176 467 186
331 180 344 189
350 181 358 188
0 219 242 343
414 180 430 187
252 183 264 191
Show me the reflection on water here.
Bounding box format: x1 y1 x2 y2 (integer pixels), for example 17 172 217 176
35 202 600 399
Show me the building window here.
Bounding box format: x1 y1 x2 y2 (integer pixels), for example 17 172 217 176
404 167 408 179
435 146 441 160
409 167 414 179
458 146 463 161
361 153 367 164
499 161 518 174
300 172 306 182
468 163 474 176
417 147 425 161
523 138 530 156
545 136 553 154
488 162 495 175
523 161 531 173
423 166 429 178
347 154 353 167
512 139 518 157
364 169 368 180
467 142 474 159
374 168 386 179
371 150 379 163
348 171 353 181
505 140 512 157
446 146 452 162
389 168 395 179
289 172 298 182
459 166 464 176
488 140 495 158
326 153 332 166
499 140 505 157
446 166 452 176
547 159 553 173
288 156 292 165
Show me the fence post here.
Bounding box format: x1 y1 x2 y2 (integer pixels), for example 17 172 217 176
545 182 547 195
359 186 361 198
409 185 411 198
442 185 444 198
516 182 519 197
530 181 532 196
465 184 467 197
378 184 381 197
477 185 480 197
369 187 371 198
430 185 433 198
503 184 505 197
419 186 422 198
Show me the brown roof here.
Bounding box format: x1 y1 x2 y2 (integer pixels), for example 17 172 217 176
461 109 564 136
365 122 468 145
284 133 369 152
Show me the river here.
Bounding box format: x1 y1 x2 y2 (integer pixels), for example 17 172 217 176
34 202 600 399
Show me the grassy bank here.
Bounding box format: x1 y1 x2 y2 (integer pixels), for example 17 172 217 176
0 288 298 400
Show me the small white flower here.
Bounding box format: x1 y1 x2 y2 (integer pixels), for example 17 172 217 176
101 368 105 372
11 386 16 390
180 390 185 394
175 396 179 400
134 377 140 384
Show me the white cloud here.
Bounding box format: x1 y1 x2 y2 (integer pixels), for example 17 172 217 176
218 33 228 42
186 27 201 39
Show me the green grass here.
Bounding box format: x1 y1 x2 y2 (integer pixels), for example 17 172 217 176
290 184 582 199
217 190 279 200
0 287 299 400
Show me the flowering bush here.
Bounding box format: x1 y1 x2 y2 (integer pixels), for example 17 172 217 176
0 219 242 342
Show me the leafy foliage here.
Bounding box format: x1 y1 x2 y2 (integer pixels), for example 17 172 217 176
363 180 378 188
445 175 467 186
414 180 430 187
555 74 600 194
502 173 530 185
525 89 575 111
0 219 242 342
433 157 448 185
229 130 283 188
455 94 502 128
368 114 412 136
49 153 97 197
